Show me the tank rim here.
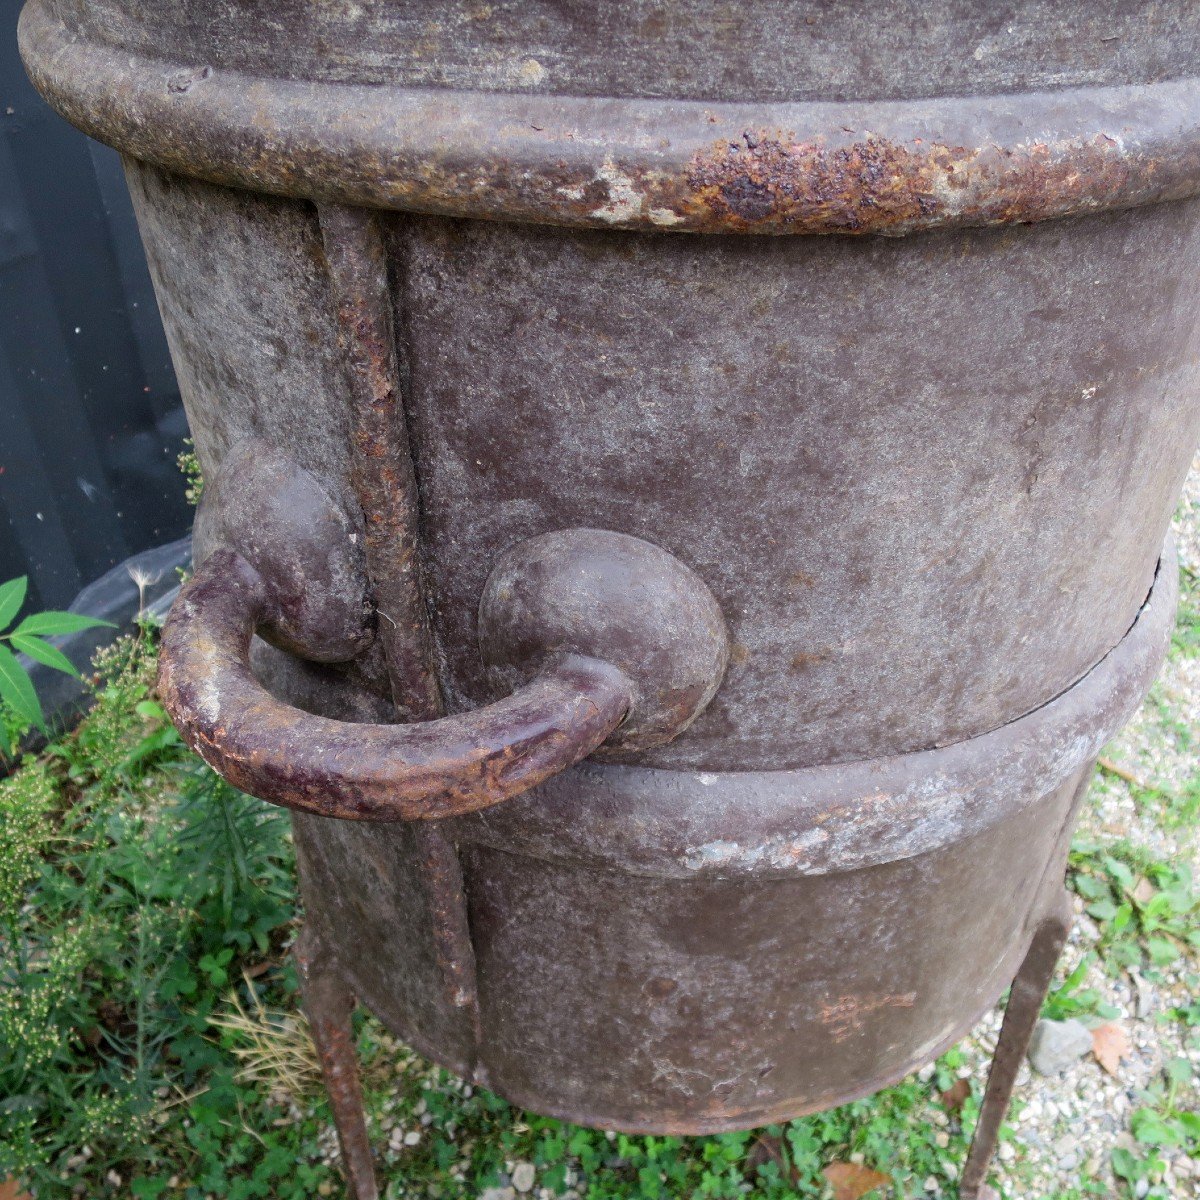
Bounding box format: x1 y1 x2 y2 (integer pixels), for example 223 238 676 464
20 0 1200 237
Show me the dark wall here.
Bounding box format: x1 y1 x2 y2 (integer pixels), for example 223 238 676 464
1 0 190 611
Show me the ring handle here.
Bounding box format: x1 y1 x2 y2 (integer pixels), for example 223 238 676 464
158 529 728 821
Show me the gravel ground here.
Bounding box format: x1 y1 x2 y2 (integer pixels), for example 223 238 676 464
951 459 1200 1200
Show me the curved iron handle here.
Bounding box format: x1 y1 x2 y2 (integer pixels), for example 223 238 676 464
159 530 728 822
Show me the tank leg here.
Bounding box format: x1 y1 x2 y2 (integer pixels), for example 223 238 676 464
295 925 380 1200
959 890 1073 1199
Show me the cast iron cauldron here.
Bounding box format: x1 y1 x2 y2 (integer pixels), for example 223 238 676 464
20 3 1200 1195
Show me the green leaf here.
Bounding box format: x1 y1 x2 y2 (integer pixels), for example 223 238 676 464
1146 936 1180 966
1112 902 1134 933
13 610 115 636
1087 898 1119 922
1105 856 1136 891
0 576 27 631
1165 1056 1192 1086
1111 1146 1145 1182
1072 874 1108 901
1065 950 1094 988
0 643 44 731
1132 1108 1184 1148
121 725 181 770
11 632 80 677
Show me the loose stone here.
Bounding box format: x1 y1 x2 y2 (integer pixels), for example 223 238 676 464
1028 1019 1094 1075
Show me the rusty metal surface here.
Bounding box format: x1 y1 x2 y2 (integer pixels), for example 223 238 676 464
293 811 478 1081
959 891 1074 1199
320 202 486 1044
20 0 1200 236
294 926 380 1200
479 529 729 756
411 823 484 1033
451 543 1177 878
192 438 373 663
158 527 729 818
321 203 445 723
117 160 1200 774
335 766 1091 1133
120 160 365 526
396 202 1200 771
158 547 634 820
24 0 1200 103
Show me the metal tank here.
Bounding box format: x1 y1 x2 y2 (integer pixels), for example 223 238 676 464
20 3 1200 1196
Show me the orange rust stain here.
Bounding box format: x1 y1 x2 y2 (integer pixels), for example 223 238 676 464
684 129 1138 234
820 992 918 1043
790 650 830 670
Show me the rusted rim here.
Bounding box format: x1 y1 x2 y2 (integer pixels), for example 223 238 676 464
20 0 1200 236
450 538 1178 876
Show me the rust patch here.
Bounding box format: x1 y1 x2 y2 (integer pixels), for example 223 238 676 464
320 203 444 724
685 129 1142 235
790 650 830 670
820 992 918 1043
294 927 380 1199
687 131 948 231
156 548 635 821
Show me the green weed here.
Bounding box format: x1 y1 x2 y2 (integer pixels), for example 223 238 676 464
0 574 112 756
1169 563 1200 660
0 628 296 1197
1110 1057 1200 1199
1068 839 1200 976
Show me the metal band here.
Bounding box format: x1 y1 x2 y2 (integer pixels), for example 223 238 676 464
451 538 1178 876
20 0 1200 236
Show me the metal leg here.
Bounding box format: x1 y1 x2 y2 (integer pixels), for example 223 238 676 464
959 890 1073 1199
295 925 380 1200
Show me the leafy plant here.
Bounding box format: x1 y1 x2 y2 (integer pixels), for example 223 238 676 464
1169 562 1200 659
1111 1058 1200 1198
0 627 296 1197
1043 953 1120 1022
0 574 113 750
1068 839 1200 974
176 439 204 507
1095 755 1200 831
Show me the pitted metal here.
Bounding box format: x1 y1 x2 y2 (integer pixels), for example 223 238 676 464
192 439 373 663
480 528 730 756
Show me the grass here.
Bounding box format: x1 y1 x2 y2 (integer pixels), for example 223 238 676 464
0 560 1197 1199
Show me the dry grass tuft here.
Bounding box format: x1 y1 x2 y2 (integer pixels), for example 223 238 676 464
208 973 322 1101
